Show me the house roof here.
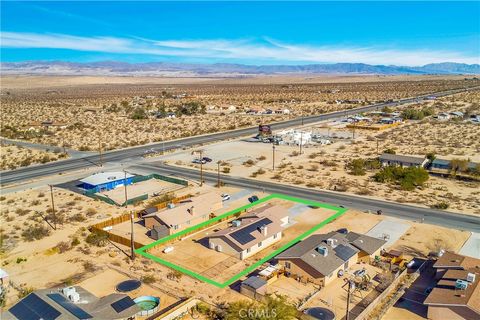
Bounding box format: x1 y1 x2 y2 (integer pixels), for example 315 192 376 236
433 251 480 270
4 286 140 320
79 172 134 186
379 153 427 165
208 205 288 251
345 232 387 255
145 191 221 227
277 232 385 277
424 268 480 314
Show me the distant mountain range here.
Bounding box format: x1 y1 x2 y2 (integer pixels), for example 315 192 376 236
1 61 479 76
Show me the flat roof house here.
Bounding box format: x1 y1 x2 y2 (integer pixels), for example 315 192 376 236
379 153 429 168
207 205 289 260
2 286 140 320
276 231 386 287
424 252 480 320
430 158 479 173
144 192 222 235
79 171 134 193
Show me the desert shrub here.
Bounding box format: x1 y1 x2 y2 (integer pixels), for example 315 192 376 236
69 213 86 222
346 159 367 176
0 196 5 201
373 166 429 191
147 192 176 207
175 101 206 116
85 230 108 247
243 159 255 166
71 237 80 246
401 107 434 120
83 261 96 272
383 148 396 154
257 155 267 161
18 286 35 299
450 158 469 175
130 107 148 120
141 274 156 284
86 208 97 217
222 167 231 173
22 224 50 241
55 241 71 253
431 202 450 210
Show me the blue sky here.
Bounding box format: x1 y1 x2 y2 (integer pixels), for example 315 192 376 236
1 1 479 66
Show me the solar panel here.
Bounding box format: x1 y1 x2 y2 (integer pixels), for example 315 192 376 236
230 218 273 245
111 296 136 313
334 244 357 261
9 293 61 320
47 293 93 319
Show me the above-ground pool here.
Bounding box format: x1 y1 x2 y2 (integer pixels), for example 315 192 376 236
116 279 142 292
134 296 160 316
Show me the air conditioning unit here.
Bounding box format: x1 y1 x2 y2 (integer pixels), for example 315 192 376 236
326 238 337 248
467 273 476 283
316 246 328 257
62 287 76 297
455 279 468 290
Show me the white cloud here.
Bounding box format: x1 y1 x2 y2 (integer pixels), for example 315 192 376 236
1 32 478 66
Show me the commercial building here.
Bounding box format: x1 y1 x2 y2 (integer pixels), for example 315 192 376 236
79 171 134 193
207 205 289 260
276 231 386 287
424 252 480 320
3 286 140 320
143 192 223 236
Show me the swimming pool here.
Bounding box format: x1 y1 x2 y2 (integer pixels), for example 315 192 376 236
134 296 160 316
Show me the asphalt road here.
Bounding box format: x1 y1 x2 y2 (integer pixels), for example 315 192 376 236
132 162 480 233
0 85 477 185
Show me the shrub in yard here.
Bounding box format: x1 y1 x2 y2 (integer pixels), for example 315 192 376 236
222 167 231 173
85 208 97 217
69 213 86 222
85 231 108 247
141 274 156 284
22 224 50 241
17 286 35 299
431 202 449 210
55 241 71 253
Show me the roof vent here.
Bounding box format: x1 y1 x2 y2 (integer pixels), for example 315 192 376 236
316 246 328 257
455 279 468 290
467 273 476 283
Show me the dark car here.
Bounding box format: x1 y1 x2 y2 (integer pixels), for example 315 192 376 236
336 228 348 234
202 157 212 162
248 195 259 203
377 210 383 215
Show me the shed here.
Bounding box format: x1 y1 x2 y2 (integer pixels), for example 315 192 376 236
240 276 267 300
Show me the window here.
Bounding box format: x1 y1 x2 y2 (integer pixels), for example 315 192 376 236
273 233 278 239
247 248 251 253
173 225 179 230
258 241 263 247
285 262 291 269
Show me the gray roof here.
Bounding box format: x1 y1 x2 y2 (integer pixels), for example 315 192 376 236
277 232 386 276
3 286 140 320
79 171 134 186
242 276 267 290
379 153 426 165
345 232 387 255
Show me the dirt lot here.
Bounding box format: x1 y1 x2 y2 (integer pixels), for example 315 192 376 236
149 197 337 283
100 178 184 205
0 142 67 170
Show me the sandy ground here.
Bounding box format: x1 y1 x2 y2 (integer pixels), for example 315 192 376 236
0 143 67 170
1 76 475 154
162 91 480 216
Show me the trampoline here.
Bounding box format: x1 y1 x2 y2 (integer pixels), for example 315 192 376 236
116 279 142 292
305 307 336 320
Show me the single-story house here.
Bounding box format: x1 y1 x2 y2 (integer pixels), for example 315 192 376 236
79 171 135 193
276 231 386 287
207 205 289 260
2 286 140 320
430 158 479 173
144 192 222 235
424 252 480 320
434 112 451 121
379 153 429 168
240 276 268 301
450 111 464 118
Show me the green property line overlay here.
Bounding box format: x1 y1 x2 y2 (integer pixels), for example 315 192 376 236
135 193 347 288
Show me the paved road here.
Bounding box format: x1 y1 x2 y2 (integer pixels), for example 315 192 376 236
131 163 480 232
1 85 477 186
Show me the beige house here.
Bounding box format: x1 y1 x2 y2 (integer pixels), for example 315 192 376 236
424 252 480 320
276 231 386 287
144 192 222 235
207 205 289 260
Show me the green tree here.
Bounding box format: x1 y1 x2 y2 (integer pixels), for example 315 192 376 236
426 152 436 162
346 159 366 176
450 158 469 175
130 107 148 120
383 148 396 154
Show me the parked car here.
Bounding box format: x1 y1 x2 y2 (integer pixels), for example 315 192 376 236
248 195 259 203
144 148 156 154
376 210 383 215
192 158 206 164
336 228 348 234
221 194 231 201
202 157 213 162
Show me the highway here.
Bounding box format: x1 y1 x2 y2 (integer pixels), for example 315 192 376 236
0 85 477 186
132 163 480 233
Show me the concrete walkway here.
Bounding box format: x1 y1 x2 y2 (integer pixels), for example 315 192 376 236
459 232 480 258
366 218 411 248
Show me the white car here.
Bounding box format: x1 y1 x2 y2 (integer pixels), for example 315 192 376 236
221 194 231 201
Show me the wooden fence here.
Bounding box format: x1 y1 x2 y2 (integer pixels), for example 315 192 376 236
88 194 192 250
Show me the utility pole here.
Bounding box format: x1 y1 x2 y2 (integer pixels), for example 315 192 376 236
346 280 355 320
49 185 57 230
301 116 304 126
299 131 303 154
272 143 276 171
124 170 129 207
217 161 221 188
376 138 379 154
130 211 135 261
62 136 67 155
192 150 204 186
